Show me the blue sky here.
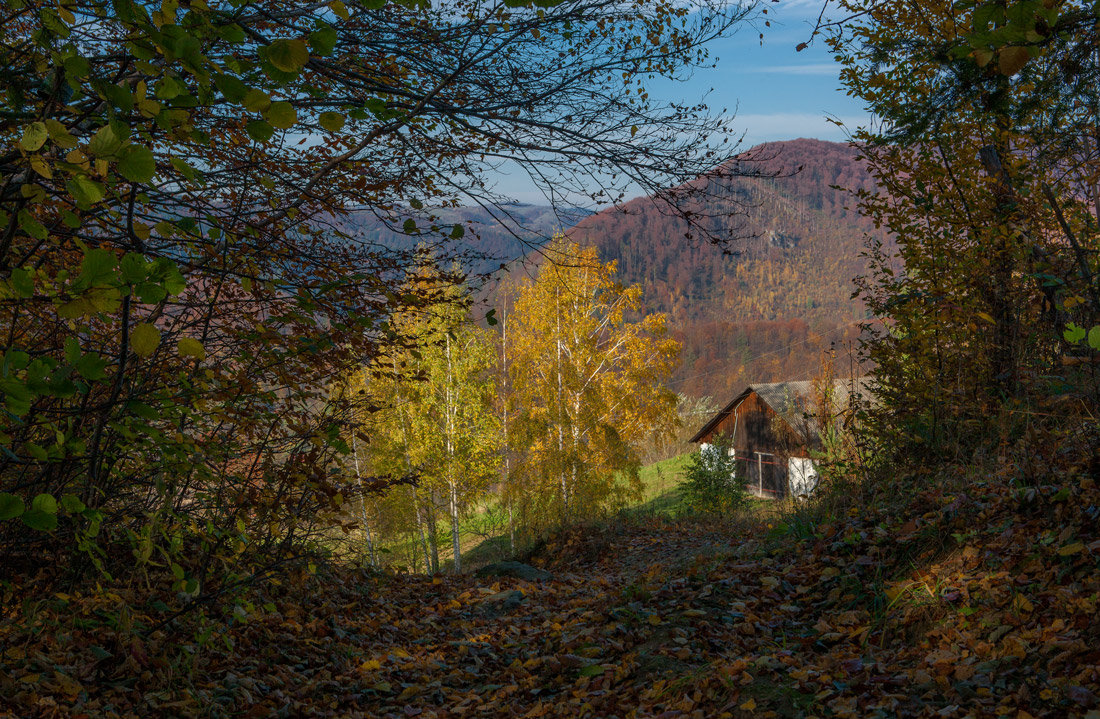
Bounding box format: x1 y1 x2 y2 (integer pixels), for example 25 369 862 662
496 0 868 204
682 0 868 147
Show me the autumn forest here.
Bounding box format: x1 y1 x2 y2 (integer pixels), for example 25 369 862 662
2 0 1100 717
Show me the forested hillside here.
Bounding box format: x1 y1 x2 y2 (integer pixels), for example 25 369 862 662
355 140 884 401
567 138 887 399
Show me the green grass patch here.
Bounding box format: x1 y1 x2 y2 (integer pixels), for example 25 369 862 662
373 452 701 571
624 452 693 517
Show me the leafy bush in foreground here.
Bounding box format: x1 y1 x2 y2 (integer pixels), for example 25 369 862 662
681 436 747 515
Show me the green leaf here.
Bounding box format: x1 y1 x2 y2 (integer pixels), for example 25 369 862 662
260 62 300 85
131 323 160 357
264 102 297 129
1087 326 1100 351
126 400 159 420
100 82 134 113
79 248 118 286
1064 323 1086 343
108 120 131 143
120 253 147 283
266 38 310 73
402 218 417 234
83 509 103 538
578 664 604 677
242 88 272 112
972 3 1003 32
60 494 85 513
22 510 58 532
2 379 34 416
219 23 247 44
63 55 90 78
74 350 109 380
152 259 186 295
20 122 48 151
117 145 156 183
170 157 199 181
177 337 206 360
45 119 78 149
214 73 248 103
318 111 346 132
135 282 168 304
31 493 57 514
10 268 34 298
18 212 47 241
155 75 182 100
64 337 81 364
67 177 106 207
309 26 338 56
87 125 124 157
0 493 25 520
246 120 274 143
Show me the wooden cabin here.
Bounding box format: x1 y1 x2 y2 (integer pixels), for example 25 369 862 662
689 379 869 498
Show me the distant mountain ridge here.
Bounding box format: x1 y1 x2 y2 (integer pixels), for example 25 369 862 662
333 203 592 276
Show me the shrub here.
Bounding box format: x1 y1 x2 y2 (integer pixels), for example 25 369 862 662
681 436 748 514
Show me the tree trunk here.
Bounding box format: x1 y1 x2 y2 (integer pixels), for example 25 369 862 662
411 487 431 574
445 333 461 573
351 434 376 567
508 501 516 558
501 305 515 557
426 502 440 574
449 481 461 573
555 291 569 521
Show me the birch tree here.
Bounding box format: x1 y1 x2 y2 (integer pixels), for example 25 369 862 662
346 260 499 572
417 313 500 573
505 238 680 536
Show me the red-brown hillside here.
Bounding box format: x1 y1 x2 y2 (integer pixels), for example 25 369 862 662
566 138 889 400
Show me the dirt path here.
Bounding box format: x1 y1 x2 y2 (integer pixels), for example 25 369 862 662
4 485 1099 718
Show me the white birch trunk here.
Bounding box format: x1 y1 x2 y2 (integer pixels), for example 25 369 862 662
411 487 430 574
445 333 461 573
350 434 376 567
555 292 568 520
501 306 515 557
449 482 461 573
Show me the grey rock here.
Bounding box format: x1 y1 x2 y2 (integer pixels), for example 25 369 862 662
475 561 553 581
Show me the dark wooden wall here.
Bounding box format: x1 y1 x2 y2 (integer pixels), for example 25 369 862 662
700 392 809 457
699 391 813 498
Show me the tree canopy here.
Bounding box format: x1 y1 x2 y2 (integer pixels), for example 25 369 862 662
824 0 1100 462
0 0 757 580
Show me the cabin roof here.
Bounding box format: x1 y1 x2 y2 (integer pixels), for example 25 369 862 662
689 377 872 444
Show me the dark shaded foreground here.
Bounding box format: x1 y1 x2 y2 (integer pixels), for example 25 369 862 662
2 475 1098 718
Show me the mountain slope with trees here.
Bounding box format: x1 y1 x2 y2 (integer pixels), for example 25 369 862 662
357 140 885 401
564 138 888 399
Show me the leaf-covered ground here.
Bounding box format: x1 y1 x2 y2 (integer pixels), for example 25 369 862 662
2 475 1099 718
